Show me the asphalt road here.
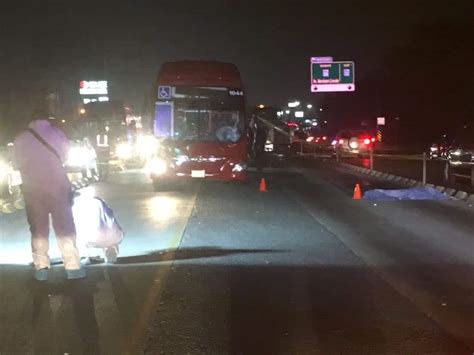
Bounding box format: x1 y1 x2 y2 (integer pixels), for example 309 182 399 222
1 162 473 354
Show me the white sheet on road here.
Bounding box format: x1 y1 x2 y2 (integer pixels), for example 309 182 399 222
363 186 453 201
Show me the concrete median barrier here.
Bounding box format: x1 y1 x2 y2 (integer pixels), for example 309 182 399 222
399 177 409 185
406 179 418 187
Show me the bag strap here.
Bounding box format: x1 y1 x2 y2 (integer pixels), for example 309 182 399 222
27 128 62 162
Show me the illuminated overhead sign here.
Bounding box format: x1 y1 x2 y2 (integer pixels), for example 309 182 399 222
310 59 355 92
295 111 304 118
80 81 108 95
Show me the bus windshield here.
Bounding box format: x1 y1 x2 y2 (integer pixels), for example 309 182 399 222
163 86 245 143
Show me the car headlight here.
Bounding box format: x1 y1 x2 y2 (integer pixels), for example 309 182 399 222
145 157 168 175
136 135 158 158
430 146 438 151
116 143 133 159
349 141 359 149
67 147 94 167
451 149 462 156
232 162 248 172
264 141 274 152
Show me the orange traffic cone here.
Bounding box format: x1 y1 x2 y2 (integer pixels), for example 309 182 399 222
353 183 362 199
259 178 267 192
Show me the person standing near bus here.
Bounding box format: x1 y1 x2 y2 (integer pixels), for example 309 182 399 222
13 109 85 281
255 119 267 171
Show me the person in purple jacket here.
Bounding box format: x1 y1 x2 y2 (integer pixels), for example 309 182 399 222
13 109 85 281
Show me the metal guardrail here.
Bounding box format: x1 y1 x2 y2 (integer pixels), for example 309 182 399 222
296 138 474 188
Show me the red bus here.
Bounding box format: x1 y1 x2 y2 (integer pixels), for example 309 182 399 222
147 61 249 190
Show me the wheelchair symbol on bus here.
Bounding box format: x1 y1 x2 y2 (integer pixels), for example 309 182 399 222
158 86 171 99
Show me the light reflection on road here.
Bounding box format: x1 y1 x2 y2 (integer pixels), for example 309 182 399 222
146 195 179 222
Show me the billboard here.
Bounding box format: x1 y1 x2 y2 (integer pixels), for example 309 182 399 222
80 81 108 96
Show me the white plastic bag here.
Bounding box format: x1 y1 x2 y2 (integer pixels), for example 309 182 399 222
73 193 124 250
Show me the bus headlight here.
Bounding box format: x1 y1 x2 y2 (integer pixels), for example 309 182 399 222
146 157 168 175
116 143 133 160
232 162 248 172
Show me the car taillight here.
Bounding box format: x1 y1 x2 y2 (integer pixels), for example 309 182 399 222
322 136 327 140
363 138 371 145
306 136 314 142
371 137 376 142
338 139 344 145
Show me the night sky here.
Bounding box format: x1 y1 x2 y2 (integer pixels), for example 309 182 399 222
1 0 473 142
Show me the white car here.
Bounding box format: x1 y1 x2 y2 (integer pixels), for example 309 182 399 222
332 130 376 156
